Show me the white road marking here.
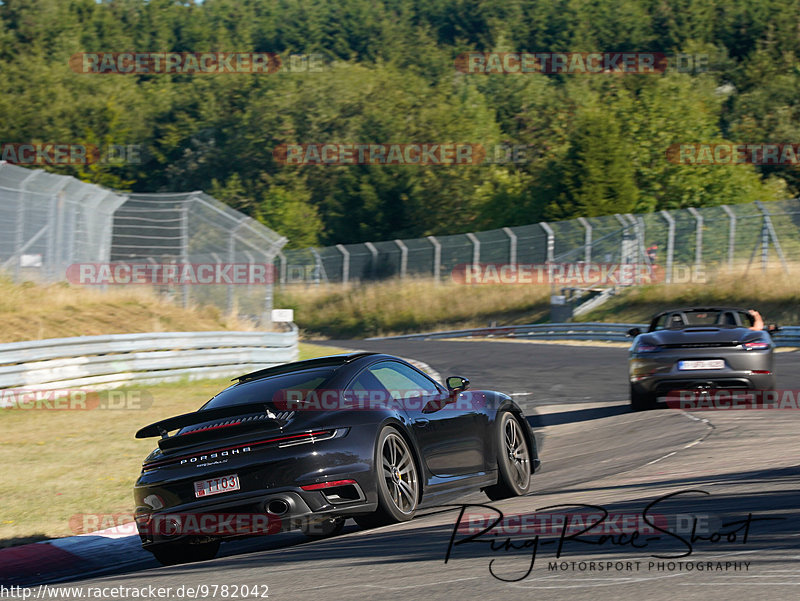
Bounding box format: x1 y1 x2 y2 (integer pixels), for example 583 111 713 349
644 451 676 465
357 577 482 590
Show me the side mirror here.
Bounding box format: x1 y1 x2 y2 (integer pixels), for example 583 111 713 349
446 376 470 394
767 323 780 333
627 327 641 338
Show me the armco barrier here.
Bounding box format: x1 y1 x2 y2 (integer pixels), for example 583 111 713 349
0 328 298 391
367 323 800 346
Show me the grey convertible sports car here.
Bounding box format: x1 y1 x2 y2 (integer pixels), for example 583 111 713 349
627 307 777 410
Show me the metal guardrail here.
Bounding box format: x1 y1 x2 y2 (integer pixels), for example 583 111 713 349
0 328 299 391
368 323 800 346
367 323 646 342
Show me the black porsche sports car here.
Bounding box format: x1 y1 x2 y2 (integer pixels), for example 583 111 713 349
133 352 540 565
627 307 777 410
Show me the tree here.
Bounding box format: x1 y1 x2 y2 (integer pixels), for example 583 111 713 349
547 110 638 219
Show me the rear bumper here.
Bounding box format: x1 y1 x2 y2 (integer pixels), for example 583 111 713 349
632 373 775 395
135 483 376 548
630 349 774 400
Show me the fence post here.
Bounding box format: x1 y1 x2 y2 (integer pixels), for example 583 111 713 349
502 227 517 265
539 222 554 263
278 251 286 286
180 195 196 308
14 171 40 281
261 250 274 328
46 193 58 281
720 205 736 272
336 244 350 284
62 188 76 270
395 239 408 279
687 207 703 270
625 213 642 264
466 232 480 268
427 235 441 283
614 214 635 264
227 224 239 314
755 200 789 273
539 222 554 284
576 217 592 263
660 210 675 284
364 242 378 280
310 247 322 285
628 213 653 275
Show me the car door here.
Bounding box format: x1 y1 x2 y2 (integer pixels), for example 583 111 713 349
366 361 486 478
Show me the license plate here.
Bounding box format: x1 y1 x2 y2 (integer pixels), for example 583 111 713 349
678 359 725 371
194 474 240 498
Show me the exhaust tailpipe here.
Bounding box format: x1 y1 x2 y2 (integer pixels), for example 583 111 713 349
265 498 290 516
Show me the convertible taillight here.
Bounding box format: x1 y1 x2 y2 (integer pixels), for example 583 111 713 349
742 342 770 351
636 343 660 353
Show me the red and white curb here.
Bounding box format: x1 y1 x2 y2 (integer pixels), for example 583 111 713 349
0 523 149 587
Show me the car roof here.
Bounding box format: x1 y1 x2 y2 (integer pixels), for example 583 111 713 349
235 352 379 383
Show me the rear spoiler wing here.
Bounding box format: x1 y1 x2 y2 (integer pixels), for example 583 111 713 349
135 402 276 439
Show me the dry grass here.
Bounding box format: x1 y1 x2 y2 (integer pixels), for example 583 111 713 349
276 277 553 338
581 265 800 325
0 276 255 343
0 342 348 547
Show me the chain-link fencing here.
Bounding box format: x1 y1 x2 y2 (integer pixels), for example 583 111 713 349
4 161 800 313
279 199 800 285
0 161 126 281
0 163 287 324
110 191 286 321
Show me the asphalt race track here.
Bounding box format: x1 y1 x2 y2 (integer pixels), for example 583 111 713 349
41 340 800 601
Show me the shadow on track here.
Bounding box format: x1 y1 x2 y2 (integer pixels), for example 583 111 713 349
527 404 631 428
68 478 800 590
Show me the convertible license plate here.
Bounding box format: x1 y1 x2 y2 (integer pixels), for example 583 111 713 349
678 359 725 371
194 474 240 498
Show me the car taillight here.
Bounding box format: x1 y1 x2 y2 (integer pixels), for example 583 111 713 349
742 342 770 351
636 343 660 353
301 479 357 491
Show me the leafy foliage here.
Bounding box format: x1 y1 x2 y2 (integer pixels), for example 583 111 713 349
0 0 797 247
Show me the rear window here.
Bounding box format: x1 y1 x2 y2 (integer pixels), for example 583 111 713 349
201 368 335 410
653 310 743 330
683 312 723 326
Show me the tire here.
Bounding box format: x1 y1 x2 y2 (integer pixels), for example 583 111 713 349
630 384 656 411
148 540 220 566
302 516 345 539
355 426 419 529
484 412 532 501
